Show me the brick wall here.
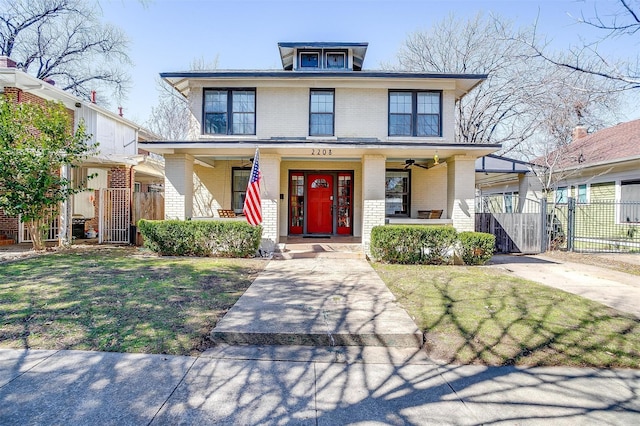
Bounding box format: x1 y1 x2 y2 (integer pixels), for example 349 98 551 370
188 84 459 143
259 154 281 252
0 209 19 239
362 155 386 254
447 155 476 232
164 154 194 220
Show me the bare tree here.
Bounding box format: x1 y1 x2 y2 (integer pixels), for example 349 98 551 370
146 56 219 140
389 13 623 155
0 0 131 103
525 0 640 89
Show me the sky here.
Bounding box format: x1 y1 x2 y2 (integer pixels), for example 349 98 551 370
99 0 639 125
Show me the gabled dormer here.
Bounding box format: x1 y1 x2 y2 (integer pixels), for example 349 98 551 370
277 42 368 71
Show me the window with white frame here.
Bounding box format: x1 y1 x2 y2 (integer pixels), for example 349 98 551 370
326 52 346 69
555 186 568 204
576 184 588 204
204 89 255 135
620 180 640 223
299 52 320 68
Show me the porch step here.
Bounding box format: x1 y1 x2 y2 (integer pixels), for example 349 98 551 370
274 239 365 260
211 330 423 348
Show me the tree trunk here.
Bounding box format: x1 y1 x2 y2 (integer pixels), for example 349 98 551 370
27 219 46 251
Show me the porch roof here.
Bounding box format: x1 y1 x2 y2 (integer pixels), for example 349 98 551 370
139 139 500 164
475 154 534 174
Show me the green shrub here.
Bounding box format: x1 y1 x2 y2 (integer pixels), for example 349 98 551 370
458 231 495 265
370 225 458 265
138 220 262 257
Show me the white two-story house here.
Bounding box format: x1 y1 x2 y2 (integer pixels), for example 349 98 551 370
0 56 163 245
140 42 499 253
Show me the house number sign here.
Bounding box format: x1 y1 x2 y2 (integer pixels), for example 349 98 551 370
311 148 332 156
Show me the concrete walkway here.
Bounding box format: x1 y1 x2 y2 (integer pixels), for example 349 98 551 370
212 254 423 347
489 254 640 318
1 347 639 425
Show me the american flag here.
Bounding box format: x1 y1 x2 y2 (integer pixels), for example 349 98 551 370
243 148 262 226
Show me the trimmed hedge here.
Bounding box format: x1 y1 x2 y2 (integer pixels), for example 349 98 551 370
370 225 495 265
138 219 262 257
458 231 496 265
370 225 458 265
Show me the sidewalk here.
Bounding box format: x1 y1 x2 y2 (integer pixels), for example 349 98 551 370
488 254 640 318
1 347 639 425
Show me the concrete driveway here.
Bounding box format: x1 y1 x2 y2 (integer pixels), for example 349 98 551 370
488 254 640 319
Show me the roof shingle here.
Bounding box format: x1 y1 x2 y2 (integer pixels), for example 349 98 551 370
547 119 640 169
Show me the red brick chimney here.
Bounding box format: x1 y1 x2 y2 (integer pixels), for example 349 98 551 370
572 125 588 141
0 56 17 68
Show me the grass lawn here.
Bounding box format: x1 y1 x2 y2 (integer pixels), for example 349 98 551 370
0 246 265 356
373 263 640 368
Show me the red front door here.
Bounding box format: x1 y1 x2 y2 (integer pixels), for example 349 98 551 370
307 174 333 234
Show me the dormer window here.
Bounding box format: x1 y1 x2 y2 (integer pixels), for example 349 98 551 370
300 52 320 69
326 52 346 69
279 42 367 71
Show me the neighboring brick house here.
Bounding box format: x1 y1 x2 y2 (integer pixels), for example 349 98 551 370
0 56 163 244
140 42 500 253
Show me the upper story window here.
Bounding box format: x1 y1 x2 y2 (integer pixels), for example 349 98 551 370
389 91 441 137
300 52 320 69
309 90 334 136
203 89 255 135
297 49 349 70
326 52 346 69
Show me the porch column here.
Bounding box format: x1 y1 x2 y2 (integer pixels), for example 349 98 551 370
447 155 476 231
362 154 386 255
517 173 528 213
259 153 281 253
164 154 194 220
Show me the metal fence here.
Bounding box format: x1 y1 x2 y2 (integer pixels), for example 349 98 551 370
99 188 130 244
550 199 640 253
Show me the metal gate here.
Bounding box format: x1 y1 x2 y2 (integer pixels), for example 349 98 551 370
552 198 640 252
475 196 546 254
99 188 130 244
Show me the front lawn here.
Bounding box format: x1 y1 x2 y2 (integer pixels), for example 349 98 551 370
0 246 265 355
373 263 640 368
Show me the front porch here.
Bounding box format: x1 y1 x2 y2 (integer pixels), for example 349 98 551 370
155 144 491 254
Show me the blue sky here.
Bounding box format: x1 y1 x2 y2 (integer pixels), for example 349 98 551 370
100 0 637 124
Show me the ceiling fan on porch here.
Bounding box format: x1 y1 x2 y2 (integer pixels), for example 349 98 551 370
403 159 429 169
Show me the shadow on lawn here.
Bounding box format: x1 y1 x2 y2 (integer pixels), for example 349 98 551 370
0 247 264 355
422 275 640 368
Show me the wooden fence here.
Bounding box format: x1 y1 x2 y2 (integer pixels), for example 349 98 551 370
133 192 164 223
132 192 164 245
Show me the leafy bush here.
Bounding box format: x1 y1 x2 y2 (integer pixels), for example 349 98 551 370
458 231 495 265
138 220 262 257
370 225 458 265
